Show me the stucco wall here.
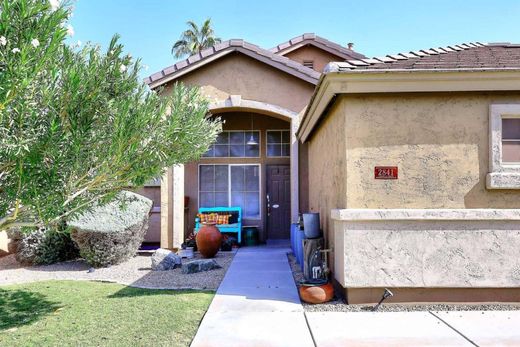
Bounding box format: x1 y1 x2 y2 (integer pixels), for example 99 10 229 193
342 92 520 209
164 53 314 114
0 231 9 256
307 92 520 278
283 45 345 72
332 209 520 289
307 100 347 259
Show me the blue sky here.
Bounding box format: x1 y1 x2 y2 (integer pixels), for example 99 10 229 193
70 0 520 78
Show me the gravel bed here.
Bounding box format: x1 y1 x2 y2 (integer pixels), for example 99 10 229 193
0 251 235 290
287 252 520 312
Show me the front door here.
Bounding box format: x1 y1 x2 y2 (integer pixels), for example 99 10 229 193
266 165 291 239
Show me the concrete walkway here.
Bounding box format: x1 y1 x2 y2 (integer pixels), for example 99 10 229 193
191 245 520 347
191 245 314 347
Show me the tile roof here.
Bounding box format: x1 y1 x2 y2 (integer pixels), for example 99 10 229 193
270 33 366 60
324 42 520 72
145 39 321 88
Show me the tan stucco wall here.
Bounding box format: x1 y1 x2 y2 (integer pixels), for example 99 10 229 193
307 92 520 274
163 53 314 114
342 92 520 209
0 231 9 256
307 99 347 258
283 45 345 72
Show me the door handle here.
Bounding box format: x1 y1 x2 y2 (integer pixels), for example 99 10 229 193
272 204 280 209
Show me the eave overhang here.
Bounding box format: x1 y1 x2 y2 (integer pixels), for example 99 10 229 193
297 69 520 142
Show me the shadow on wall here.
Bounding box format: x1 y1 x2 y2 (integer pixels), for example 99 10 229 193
463 148 520 208
0 288 60 331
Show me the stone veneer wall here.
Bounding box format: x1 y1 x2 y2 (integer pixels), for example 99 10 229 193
333 209 520 296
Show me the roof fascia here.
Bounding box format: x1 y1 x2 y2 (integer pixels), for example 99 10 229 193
298 70 520 142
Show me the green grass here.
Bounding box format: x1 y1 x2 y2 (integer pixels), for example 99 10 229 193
0 280 214 347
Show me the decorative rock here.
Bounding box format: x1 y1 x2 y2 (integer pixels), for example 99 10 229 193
182 259 221 274
151 248 182 271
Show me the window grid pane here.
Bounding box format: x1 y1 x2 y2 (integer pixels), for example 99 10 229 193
202 131 260 158
199 164 260 219
266 130 290 157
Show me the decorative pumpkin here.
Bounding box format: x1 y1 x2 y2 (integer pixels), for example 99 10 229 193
196 223 222 258
299 282 334 304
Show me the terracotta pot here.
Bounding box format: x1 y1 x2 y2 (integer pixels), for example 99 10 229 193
299 282 334 304
196 223 222 258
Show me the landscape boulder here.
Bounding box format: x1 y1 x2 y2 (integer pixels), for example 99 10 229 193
182 259 222 274
151 248 181 271
69 191 152 267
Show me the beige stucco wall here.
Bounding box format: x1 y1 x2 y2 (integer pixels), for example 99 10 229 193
163 53 314 114
283 45 345 72
0 231 9 256
307 92 520 277
307 100 347 264
342 92 520 209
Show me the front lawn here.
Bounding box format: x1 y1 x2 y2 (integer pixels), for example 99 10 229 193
0 280 213 347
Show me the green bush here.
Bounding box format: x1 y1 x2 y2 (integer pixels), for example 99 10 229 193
0 0 221 232
7 227 79 265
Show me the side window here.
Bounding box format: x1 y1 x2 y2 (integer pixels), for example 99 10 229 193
487 105 520 189
502 118 520 163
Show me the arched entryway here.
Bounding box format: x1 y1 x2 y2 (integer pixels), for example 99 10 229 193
159 97 301 248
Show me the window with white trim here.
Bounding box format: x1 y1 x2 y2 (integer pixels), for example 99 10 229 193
199 164 261 219
487 104 520 189
266 130 290 157
502 118 520 163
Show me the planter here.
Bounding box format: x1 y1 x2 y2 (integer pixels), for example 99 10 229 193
196 223 222 258
299 282 334 304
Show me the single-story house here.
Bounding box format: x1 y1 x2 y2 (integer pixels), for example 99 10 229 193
2 34 519 305
144 35 520 303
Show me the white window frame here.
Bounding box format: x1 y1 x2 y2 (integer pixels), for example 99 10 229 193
202 130 261 159
487 104 520 189
198 163 262 220
266 129 291 158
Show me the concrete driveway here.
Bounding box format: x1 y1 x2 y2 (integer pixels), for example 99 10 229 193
190 245 520 347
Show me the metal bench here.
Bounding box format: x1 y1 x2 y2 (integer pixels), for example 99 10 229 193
195 207 242 244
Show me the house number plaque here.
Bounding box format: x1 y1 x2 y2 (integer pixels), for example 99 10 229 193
375 166 398 179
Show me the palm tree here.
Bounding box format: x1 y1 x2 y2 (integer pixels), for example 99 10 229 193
172 18 221 58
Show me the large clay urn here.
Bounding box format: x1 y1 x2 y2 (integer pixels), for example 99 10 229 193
299 282 334 304
196 223 222 258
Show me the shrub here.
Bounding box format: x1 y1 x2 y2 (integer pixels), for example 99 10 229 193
7 227 79 265
0 0 221 232
69 191 152 267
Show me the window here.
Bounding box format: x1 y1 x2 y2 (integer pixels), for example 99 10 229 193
502 118 520 163
487 105 520 189
203 131 260 158
199 164 261 219
266 130 290 157
303 60 314 69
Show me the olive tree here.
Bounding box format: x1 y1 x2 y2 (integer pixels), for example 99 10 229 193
0 0 221 231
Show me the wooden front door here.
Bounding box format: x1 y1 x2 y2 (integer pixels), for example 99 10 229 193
266 165 291 239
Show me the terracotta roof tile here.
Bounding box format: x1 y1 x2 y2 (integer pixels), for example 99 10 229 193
324 42 520 72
